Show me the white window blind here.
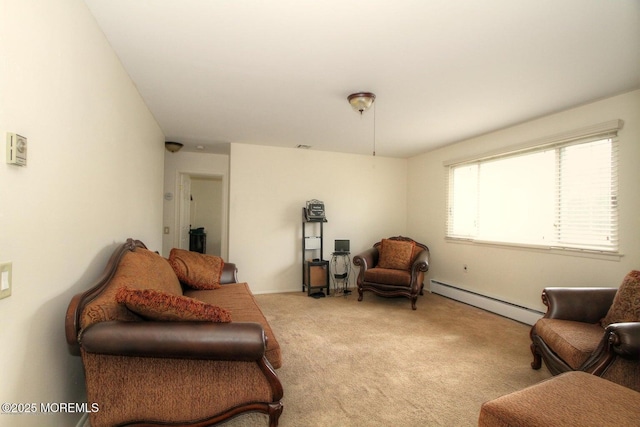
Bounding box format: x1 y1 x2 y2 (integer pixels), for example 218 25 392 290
556 138 618 250
446 124 620 253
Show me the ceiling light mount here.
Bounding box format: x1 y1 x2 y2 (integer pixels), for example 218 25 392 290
347 92 376 115
165 141 183 153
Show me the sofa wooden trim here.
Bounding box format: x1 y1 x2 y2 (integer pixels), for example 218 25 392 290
119 401 283 427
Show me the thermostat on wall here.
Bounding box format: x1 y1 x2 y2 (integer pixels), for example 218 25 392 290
6 133 27 166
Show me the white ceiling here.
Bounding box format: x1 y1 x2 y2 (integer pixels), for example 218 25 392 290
84 0 640 158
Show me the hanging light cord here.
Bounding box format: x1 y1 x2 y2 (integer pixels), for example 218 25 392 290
373 103 376 157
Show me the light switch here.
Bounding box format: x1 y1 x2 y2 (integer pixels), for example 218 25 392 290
164 226 170 234
0 262 11 299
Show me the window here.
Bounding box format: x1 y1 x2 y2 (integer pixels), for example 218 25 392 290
446 122 620 253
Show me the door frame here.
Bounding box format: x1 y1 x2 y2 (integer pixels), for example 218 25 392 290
174 171 229 260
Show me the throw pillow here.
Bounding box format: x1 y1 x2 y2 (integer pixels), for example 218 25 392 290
80 247 182 330
378 238 416 270
115 287 231 322
601 270 640 327
168 248 224 290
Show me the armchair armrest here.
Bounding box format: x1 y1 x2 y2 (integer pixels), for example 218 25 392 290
541 287 617 323
353 247 379 271
80 321 266 361
411 249 430 273
220 262 238 284
607 322 640 360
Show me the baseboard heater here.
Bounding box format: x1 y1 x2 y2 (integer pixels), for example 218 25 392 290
429 280 543 325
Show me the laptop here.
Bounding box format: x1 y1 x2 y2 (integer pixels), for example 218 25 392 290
334 239 350 255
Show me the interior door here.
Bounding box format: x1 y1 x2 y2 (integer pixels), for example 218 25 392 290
178 173 192 250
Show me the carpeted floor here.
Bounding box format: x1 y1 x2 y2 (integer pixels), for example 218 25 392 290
222 290 551 427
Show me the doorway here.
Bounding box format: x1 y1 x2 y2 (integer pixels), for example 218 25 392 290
176 173 228 258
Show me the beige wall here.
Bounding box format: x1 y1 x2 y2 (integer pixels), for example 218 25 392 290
0 0 164 425
408 90 640 312
229 143 409 293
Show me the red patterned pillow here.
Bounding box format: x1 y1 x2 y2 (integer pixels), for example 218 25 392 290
168 248 224 290
378 239 416 271
115 287 231 322
601 270 640 327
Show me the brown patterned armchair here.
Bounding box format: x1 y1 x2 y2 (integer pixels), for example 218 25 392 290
352 236 430 310
529 270 640 392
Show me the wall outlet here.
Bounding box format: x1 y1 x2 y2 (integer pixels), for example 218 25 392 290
0 262 12 299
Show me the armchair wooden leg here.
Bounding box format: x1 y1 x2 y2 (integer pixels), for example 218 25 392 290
357 288 364 302
268 402 283 427
530 343 542 369
411 297 417 310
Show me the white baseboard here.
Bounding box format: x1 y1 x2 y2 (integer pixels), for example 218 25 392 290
430 280 543 325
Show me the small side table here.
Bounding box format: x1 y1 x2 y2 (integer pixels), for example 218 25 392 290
330 252 351 295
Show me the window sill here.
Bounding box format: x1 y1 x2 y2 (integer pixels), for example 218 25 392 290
445 237 623 261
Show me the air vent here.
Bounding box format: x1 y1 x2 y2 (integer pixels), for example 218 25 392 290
296 144 312 149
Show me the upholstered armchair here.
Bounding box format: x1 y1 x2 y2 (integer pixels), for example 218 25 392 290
352 236 430 310
530 270 640 392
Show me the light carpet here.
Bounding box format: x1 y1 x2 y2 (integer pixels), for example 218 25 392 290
224 290 551 427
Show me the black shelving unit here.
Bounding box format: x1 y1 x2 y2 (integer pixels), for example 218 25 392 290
302 208 330 296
